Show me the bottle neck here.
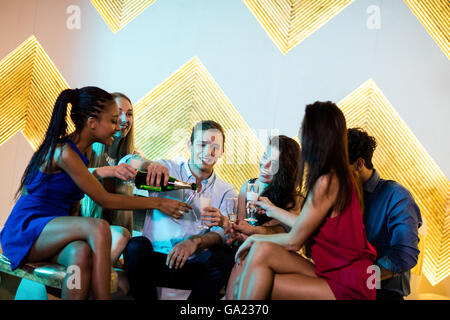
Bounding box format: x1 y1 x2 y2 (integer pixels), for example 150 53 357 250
172 180 194 190
135 171 196 190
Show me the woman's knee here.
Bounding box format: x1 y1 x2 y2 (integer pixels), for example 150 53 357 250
88 218 112 245
110 226 131 254
111 225 131 243
249 241 276 265
64 241 92 272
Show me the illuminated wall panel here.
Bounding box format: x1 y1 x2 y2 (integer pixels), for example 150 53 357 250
338 79 450 285
133 57 265 191
0 36 70 150
90 0 157 33
243 0 354 54
0 0 448 286
404 0 450 59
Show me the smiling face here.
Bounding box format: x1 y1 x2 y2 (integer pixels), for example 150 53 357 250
114 97 133 139
189 128 224 172
259 143 280 183
91 101 120 146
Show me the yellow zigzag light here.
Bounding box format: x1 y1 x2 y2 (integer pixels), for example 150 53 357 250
338 79 449 285
133 57 265 191
243 0 354 55
0 36 71 150
404 0 450 59
91 0 156 33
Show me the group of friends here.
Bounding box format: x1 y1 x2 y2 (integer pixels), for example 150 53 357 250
0 86 422 300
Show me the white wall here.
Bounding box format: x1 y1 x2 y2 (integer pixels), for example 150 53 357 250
0 0 448 177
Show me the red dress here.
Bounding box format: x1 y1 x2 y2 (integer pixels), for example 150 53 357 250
310 187 377 300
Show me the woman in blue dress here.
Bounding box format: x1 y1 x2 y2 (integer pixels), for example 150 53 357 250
0 87 191 299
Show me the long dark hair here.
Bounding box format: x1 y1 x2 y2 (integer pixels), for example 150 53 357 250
299 101 362 213
260 135 302 211
16 86 114 199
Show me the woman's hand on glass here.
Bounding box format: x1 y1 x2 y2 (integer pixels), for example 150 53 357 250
253 196 277 218
103 163 137 181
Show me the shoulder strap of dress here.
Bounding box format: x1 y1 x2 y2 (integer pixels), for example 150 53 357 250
66 140 88 164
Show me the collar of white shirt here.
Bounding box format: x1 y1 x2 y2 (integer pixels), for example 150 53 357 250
181 160 216 193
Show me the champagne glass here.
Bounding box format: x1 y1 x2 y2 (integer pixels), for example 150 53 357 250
225 197 238 224
197 194 212 230
127 151 143 186
245 182 259 224
129 151 143 170
183 189 197 223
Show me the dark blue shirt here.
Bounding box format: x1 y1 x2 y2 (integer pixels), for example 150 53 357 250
363 169 422 296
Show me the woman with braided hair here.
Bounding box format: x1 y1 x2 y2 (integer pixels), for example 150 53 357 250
0 87 191 299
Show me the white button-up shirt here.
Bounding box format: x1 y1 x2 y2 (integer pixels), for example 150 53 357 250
122 156 237 255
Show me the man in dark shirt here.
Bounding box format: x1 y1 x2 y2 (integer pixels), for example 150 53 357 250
347 128 423 300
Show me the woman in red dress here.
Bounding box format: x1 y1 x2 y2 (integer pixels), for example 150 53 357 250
234 101 377 300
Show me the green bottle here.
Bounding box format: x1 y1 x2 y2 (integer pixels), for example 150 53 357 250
134 171 197 192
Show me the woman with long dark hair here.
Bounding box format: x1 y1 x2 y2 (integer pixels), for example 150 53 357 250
207 135 304 299
203 135 303 232
0 87 190 299
233 101 377 300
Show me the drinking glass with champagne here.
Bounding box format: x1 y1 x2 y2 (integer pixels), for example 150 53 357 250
225 197 238 225
127 151 143 186
197 194 211 230
245 182 259 224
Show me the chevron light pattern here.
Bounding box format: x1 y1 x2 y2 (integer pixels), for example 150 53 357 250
243 0 354 55
133 57 265 191
90 0 157 33
404 0 450 59
338 79 450 285
0 36 71 150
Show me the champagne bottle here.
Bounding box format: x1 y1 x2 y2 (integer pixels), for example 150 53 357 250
134 171 197 192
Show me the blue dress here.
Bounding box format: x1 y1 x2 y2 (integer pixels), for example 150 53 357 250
0 140 88 270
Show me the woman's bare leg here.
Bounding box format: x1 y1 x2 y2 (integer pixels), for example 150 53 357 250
225 261 245 300
270 273 335 300
26 216 112 300
110 225 131 265
49 241 93 299
235 241 335 300
110 225 131 295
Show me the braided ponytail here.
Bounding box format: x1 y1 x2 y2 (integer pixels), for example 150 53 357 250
15 89 74 198
15 87 113 199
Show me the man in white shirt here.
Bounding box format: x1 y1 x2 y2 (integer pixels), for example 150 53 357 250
124 120 237 300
